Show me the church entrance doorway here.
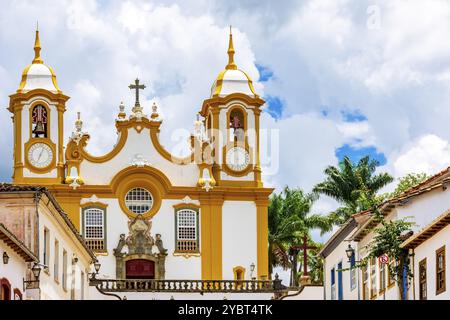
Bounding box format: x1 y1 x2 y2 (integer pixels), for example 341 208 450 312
125 259 155 279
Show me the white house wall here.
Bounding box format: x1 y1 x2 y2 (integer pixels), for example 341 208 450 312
37 204 91 300
413 223 450 300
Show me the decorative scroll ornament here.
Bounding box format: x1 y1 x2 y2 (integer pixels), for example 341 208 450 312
198 166 216 192
65 112 86 188
130 153 151 167
113 215 168 280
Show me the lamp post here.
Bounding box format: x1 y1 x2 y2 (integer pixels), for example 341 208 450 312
23 262 42 291
250 263 256 280
2 252 9 264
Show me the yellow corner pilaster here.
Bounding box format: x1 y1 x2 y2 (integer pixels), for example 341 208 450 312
256 199 269 279
200 197 223 280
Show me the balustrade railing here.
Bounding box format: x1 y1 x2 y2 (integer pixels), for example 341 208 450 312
90 278 285 293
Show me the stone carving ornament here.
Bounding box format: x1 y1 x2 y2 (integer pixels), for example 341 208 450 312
114 214 167 279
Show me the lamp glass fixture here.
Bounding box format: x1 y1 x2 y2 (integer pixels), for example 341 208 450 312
2 252 9 264
31 263 41 279
345 244 355 259
94 261 101 273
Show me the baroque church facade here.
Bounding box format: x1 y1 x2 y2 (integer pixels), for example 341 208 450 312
7 27 273 286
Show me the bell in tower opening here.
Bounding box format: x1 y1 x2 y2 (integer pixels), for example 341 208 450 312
229 109 245 142
32 105 48 138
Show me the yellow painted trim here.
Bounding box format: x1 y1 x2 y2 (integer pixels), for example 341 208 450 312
173 202 201 210
18 65 32 92
173 252 201 258
80 202 108 209
255 200 269 280
65 117 194 166
110 166 180 219
116 180 162 220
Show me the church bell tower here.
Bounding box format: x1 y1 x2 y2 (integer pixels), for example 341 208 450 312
8 28 69 184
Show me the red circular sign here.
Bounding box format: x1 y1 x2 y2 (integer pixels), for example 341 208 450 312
379 254 389 264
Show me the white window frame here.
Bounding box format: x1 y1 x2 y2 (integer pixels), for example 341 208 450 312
330 267 336 300
83 208 105 240
175 208 199 252
125 187 153 214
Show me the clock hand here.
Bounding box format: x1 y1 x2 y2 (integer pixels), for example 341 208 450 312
37 147 44 162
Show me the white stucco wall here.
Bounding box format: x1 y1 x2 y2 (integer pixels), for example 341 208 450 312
0 241 28 299
222 201 257 280
91 198 202 281
80 128 199 186
413 223 450 300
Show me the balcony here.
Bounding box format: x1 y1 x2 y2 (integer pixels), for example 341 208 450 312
89 278 286 294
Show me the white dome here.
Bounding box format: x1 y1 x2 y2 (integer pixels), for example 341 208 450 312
19 63 60 93
211 68 257 98
17 30 61 93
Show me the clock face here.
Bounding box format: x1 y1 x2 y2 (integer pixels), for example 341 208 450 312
226 147 250 172
28 142 53 169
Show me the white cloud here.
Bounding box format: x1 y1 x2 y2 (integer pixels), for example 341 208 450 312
392 134 450 177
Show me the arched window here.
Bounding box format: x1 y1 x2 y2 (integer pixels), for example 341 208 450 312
31 105 48 138
229 108 245 142
125 188 153 214
0 278 11 300
175 208 199 253
82 207 106 251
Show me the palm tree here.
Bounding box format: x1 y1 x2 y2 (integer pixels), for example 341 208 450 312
313 156 393 224
268 187 333 282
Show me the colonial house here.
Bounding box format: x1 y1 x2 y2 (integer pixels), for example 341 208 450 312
320 167 450 300
0 184 96 300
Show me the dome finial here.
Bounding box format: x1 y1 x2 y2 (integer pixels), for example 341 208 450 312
33 23 43 64
226 25 237 70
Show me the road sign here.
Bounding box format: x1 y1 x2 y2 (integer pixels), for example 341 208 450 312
379 254 389 264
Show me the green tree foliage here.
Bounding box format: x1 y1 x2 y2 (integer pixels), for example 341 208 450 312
314 156 394 225
378 173 429 203
268 187 332 280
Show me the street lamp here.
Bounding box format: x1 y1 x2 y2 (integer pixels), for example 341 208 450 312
250 263 256 280
2 252 9 264
345 244 355 263
23 262 42 291
94 261 101 274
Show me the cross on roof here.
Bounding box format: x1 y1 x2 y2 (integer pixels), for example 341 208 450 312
290 235 317 276
129 78 146 107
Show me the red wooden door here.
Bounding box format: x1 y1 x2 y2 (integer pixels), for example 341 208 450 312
126 259 155 279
